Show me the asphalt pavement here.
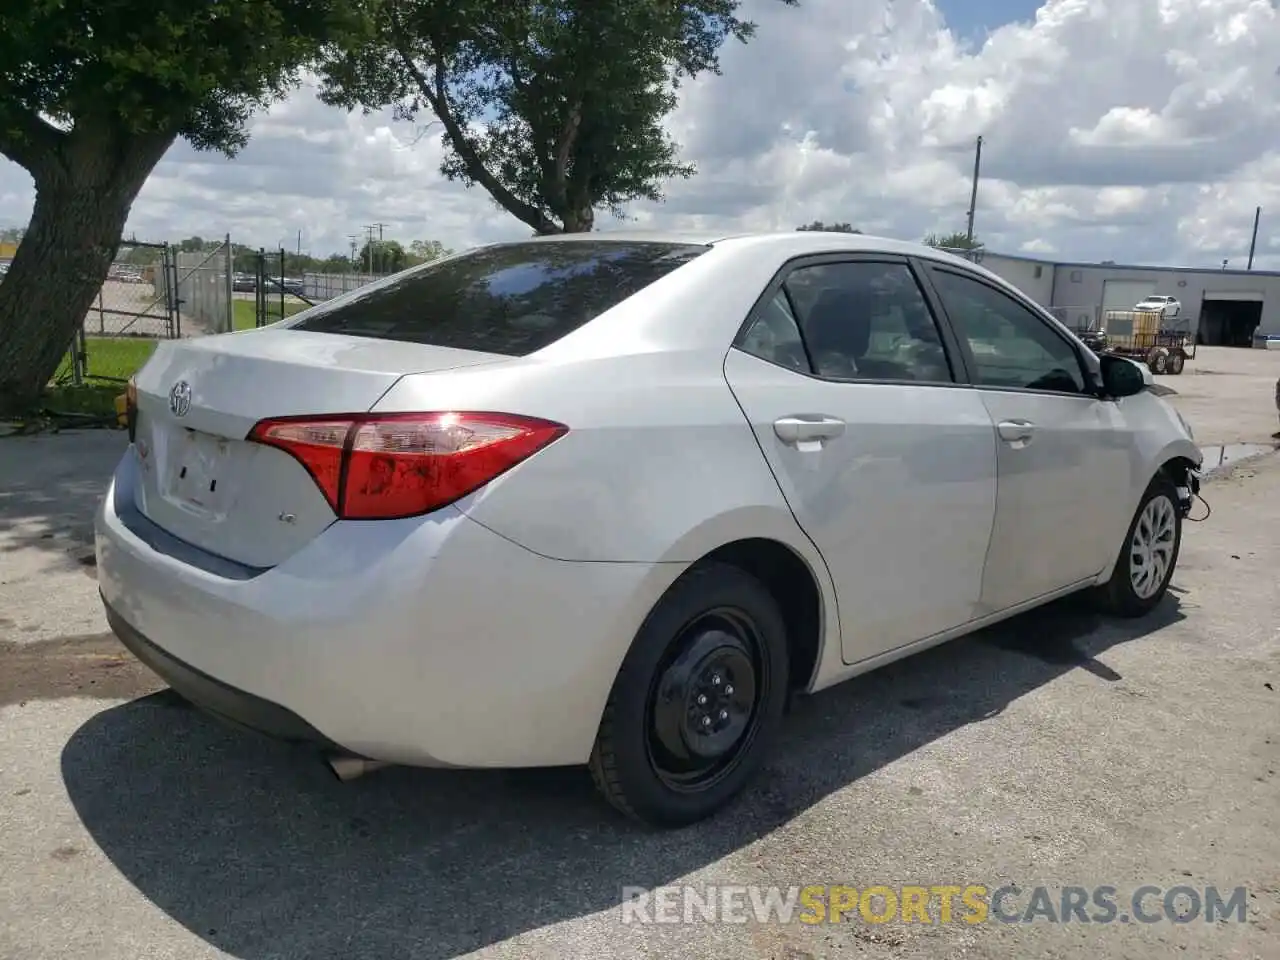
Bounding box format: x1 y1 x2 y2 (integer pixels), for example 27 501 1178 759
1 414 1278 959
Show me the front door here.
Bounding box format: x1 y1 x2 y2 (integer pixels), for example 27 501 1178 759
723 256 998 665
923 265 1130 613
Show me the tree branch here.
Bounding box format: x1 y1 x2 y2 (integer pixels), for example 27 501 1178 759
385 12 561 234
551 98 583 214
0 108 67 178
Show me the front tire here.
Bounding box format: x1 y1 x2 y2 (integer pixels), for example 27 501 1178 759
1093 475 1182 617
589 563 789 827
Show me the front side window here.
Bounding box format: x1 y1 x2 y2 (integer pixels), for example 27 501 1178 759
928 268 1087 394
290 240 708 356
737 260 955 383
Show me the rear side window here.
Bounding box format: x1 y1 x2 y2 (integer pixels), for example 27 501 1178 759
290 240 708 355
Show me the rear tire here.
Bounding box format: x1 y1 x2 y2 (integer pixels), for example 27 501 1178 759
1092 475 1182 618
1168 351 1185 375
589 562 789 827
1147 346 1170 375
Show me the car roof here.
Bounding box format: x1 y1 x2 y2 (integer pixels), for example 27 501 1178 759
484 229 980 269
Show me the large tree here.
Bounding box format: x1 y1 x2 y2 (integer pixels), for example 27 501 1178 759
0 0 374 411
319 0 796 236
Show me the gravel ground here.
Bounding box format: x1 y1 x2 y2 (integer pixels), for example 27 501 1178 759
1 379 1278 959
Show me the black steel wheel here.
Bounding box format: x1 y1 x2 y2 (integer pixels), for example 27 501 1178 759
645 608 766 792
590 563 789 827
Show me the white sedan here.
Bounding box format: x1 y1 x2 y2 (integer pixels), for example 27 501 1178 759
1135 295 1182 319
96 231 1202 826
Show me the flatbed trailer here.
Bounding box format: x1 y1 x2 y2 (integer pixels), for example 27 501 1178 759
1076 310 1196 375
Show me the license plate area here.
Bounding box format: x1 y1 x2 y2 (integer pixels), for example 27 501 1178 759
163 428 232 516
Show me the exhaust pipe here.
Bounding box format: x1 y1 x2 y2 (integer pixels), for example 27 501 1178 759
327 754 392 782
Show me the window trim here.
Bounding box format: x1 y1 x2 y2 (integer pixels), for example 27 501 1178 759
731 252 971 389
917 262 1100 401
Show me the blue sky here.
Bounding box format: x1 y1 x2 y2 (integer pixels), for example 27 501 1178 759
934 0 1044 41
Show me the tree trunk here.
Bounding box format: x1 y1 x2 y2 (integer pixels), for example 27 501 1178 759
0 130 173 413
560 207 595 232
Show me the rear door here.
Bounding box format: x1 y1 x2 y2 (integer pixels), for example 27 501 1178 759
723 255 998 665
920 263 1131 612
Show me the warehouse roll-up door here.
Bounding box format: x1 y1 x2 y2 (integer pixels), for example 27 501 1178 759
1200 291 1264 346
1101 279 1157 310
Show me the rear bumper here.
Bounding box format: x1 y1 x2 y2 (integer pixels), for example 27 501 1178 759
104 599 344 750
96 448 680 767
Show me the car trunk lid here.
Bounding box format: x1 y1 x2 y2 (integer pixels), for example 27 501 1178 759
129 329 507 568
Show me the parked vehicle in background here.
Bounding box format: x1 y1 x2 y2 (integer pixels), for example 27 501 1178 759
1104 305 1194 376
96 231 1203 827
232 273 257 293
1135 295 1181 319
263 276 306 297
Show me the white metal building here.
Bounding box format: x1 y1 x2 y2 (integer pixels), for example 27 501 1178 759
974 251 1280 347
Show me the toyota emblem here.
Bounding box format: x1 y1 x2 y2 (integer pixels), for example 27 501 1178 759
168 380 192 418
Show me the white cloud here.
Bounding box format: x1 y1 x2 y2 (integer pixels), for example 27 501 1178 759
1 0 1279 268
1021 237 1058 254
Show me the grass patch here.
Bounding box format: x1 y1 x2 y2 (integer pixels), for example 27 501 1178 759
55 336 158 382
232 298 307 331
40 382 126 422
3 336 163 430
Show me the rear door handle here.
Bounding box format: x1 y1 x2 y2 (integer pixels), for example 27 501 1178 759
774 416 846 448
997 419 1035 444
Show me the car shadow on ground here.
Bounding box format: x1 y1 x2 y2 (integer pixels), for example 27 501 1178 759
0 431 124 571
61 593 1183 960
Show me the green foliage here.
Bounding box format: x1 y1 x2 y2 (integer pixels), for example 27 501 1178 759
358 239 410 273
796 221 860 233
319 0 797 234
408 238 451 263
0 0 378 171
924 231 984 251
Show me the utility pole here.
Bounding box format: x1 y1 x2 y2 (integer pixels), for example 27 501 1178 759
362 224 376 274
965 135 983 246
1247 206 1261 270
297 229 302 256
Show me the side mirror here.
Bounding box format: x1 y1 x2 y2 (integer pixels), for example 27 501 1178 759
1099 354 1148 398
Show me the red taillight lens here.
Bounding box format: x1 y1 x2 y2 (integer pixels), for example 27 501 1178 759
247 412 567 520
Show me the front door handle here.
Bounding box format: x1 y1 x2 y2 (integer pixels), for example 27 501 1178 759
774 415 846 448
997 419 1036 444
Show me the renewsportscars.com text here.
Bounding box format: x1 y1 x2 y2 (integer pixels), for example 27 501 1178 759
619 884 1249 926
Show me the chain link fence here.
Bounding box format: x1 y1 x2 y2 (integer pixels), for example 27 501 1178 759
302 271 383 302
165 244 234 336
85 241 174 339
62 235 233 386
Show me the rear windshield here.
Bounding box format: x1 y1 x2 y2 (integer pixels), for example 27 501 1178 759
289 240 708 356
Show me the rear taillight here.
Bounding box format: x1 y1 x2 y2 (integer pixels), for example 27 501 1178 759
247 412 567 520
